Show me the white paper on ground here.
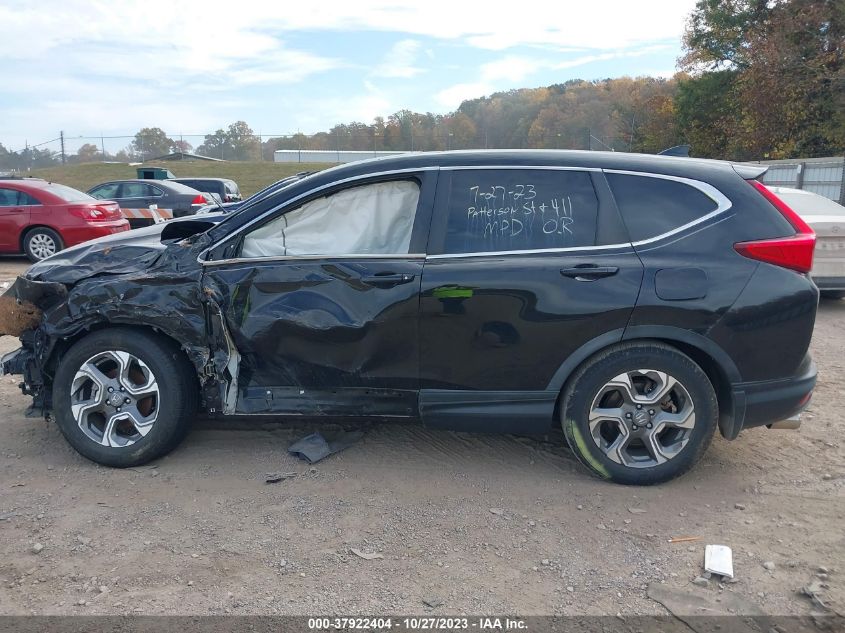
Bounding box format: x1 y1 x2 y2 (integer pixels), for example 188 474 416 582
704 544 734 578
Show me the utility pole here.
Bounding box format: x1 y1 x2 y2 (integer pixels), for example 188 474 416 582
100 133 105 161
60 131 66 164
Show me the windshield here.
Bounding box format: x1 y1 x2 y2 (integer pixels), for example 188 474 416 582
43 183 96 202
227 173 313 214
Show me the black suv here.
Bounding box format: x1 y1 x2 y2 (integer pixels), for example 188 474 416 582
0 151 818 484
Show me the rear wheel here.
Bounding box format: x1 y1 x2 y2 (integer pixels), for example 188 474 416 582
52 329 198 467
561 342 718 485
23 227 63 262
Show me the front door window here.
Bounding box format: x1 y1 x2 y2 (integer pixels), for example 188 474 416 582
241 180 420 258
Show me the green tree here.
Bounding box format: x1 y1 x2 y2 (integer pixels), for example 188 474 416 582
225 120 259 160
675 70 742 158
681 0 774 70
75 143 100 163
132 127 174 159
197 129 229 159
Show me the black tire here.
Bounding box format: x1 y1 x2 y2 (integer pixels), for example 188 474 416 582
820 290 845 300
23 226 63 262
561 341 718 485
52 328 198 467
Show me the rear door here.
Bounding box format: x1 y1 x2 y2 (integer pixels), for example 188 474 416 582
202 170 437 416
419 166 643 432
0 186 31 252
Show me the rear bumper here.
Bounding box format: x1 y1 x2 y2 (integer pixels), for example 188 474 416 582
731 354 816 434
62 221 129 247
812 275 845 291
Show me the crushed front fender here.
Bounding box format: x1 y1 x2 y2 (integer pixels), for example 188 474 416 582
1 234 240 417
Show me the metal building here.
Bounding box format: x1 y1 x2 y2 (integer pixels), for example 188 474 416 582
750 156 845 204
274 149 415 164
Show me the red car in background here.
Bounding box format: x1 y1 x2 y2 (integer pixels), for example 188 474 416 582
0 178 129 262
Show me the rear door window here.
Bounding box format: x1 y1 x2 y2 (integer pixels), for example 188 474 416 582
435 169 599 255
606 173 719 242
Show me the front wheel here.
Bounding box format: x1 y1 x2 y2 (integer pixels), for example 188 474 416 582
561 342 718 485
52 329 198 467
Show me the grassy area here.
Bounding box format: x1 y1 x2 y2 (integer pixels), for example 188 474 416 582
32 161 332 197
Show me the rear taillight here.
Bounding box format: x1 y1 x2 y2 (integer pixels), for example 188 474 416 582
733 181 816 274
191 194 207 205
69 204 121 222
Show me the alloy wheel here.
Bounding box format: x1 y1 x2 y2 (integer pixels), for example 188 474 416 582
588 369 696 468
70 350 160 447
29 233 57 260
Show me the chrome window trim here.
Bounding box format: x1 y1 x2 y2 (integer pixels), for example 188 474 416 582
426 244 631 260
199 165 733 265
441 165 601 172
603 169 732 247
198 166 437 265
203 253 427 267
427 168 733 260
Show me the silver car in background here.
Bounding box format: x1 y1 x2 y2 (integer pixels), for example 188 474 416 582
770 186 845 299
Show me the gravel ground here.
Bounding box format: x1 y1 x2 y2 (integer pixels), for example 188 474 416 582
0 256 842 616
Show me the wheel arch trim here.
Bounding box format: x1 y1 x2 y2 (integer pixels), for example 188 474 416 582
20 224 63 252
548 326 742 439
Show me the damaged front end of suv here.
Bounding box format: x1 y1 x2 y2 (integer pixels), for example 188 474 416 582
0 219 239 419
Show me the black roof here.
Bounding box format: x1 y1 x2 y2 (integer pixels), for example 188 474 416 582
88 179 201 193
207 150 765 239
303 150 761 187
172 177 237 185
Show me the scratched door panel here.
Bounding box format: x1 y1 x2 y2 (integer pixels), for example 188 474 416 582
420 168 643 391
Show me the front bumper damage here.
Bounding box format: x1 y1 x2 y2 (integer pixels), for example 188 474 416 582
0 235 240 417
0 348 25 375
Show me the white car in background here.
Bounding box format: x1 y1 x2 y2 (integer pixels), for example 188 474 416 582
769 186 845 299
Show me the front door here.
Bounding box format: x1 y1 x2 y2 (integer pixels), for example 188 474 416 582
419 167 643 433
203 172 437 416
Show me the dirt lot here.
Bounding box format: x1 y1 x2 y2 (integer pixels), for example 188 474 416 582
0 255 842 617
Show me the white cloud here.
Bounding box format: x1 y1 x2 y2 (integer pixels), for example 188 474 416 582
373 39 425 78
0 0 696 62
435 44 677 109
435 83 491 110
0 0 694 144
480 57 539 83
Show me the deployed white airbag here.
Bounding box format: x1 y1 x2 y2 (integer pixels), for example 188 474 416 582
242 180 420 258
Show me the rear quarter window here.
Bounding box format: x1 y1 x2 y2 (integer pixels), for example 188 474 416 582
438 169 599 254
606 173 719 242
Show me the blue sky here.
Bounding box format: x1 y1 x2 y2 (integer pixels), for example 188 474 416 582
0 0 696 154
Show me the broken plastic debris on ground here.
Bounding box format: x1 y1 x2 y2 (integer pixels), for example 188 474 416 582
287 429 364 464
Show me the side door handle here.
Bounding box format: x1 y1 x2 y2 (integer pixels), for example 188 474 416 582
362 272 416 287
560 265 619 281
